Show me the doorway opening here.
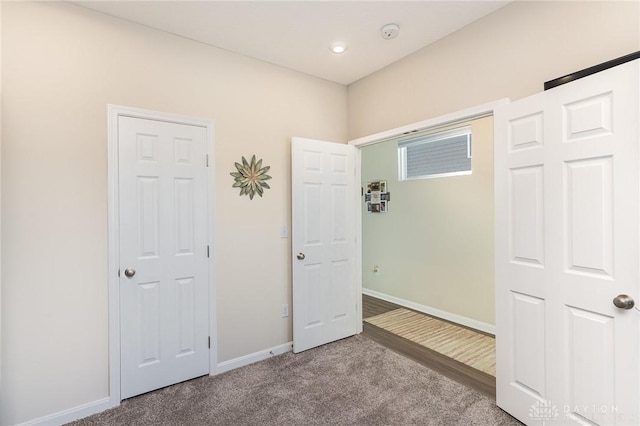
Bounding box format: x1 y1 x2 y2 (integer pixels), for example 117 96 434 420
349 99 508 398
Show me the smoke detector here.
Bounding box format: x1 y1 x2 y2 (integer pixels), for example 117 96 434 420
381 23 400 40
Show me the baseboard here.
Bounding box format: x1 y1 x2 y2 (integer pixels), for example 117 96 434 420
363 288 495 335
16 397 112 426
215 341 293 374
16 342 293 425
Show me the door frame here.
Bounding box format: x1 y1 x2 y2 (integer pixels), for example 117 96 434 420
348 99 509 328
347 99 509 338
348 99 509 149
107 105 216 408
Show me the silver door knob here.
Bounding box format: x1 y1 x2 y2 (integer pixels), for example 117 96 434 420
613 294 634 310
297 253 305 260
124 268 136 278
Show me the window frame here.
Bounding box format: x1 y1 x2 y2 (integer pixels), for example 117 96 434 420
397 126 472 181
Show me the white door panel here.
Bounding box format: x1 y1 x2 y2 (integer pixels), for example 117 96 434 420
119 117 210 399
292 137 358 353
496 60 639 425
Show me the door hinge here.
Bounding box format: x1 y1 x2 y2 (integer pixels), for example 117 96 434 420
207 245 210 258
361 187 364 196
208 336 211 349
206 154 209 167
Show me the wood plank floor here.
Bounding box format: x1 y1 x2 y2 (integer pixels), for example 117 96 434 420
362 294 496 398
366 308 496 376
362 294 399 318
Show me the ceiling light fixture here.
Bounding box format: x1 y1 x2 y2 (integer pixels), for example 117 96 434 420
330 42 347 54
381 23 400 40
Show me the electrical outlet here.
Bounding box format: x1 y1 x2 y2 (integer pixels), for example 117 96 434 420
373 265 380 276
281 304 289 318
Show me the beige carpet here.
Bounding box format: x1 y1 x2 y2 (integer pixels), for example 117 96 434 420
69 335 518 425
364 308 496 376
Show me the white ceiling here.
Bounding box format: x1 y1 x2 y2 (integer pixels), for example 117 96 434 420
73 1 511 85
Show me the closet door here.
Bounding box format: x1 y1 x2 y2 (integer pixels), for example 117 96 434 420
495 60 639 425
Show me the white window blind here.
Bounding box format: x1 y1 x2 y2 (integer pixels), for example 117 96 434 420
398 126 472 180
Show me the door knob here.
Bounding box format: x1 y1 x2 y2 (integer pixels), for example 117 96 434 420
124 268 136 278
297 253 306 260
613 294 634 310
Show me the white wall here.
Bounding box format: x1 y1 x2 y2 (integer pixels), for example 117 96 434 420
348 1 640 139
0 2 346 425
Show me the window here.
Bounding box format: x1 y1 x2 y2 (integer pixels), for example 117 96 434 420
398 126 472 180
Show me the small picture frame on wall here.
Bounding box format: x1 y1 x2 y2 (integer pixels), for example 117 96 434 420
365 180 389 214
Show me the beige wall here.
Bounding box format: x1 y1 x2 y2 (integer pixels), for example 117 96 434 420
362 117 494 325
348 1 640 140
2 1 640 424
0 2 346 424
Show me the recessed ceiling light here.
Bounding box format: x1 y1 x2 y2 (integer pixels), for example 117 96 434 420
330 42 347 54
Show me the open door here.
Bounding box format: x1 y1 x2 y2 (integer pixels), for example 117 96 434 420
291 137 359 353
495 60 639 425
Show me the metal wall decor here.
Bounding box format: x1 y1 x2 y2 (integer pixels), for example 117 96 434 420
230 155 272 200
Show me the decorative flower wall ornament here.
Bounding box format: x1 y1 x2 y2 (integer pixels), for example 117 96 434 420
230 155 272 200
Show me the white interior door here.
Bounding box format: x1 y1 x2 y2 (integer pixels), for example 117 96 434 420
291 137 359 353
119 116 210 399
495 60 639 425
